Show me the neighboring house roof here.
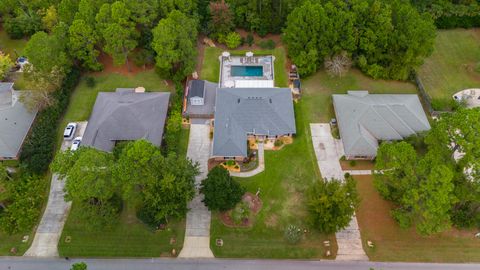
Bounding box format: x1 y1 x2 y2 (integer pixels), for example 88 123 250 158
188 80 205 98
0 82 37 158
212 87 296 157
185 80 217 117
333 91 431 157
82 89 170 152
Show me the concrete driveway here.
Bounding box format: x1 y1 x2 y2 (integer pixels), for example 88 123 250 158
310 124 368 261
24 121 87 257
178 124 214 258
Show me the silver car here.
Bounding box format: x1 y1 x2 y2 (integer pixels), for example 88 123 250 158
63 122 77 141
70 137 82 151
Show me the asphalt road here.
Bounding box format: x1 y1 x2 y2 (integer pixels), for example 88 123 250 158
1 258 479 270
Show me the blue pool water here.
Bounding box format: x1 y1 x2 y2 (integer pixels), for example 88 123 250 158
231 65 263 77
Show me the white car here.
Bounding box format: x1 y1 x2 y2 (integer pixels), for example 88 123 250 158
63 122 77 141
71 137 82 151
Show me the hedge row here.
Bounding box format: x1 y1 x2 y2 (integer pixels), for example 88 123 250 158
435 15 480 29
19 68 80 174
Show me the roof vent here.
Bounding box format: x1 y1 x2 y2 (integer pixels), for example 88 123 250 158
237 98 240 103
269 98 272 103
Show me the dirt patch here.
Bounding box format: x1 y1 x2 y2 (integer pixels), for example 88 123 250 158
340 160 375 170
265 214 278 228
219 192 263 228
92 51 155 77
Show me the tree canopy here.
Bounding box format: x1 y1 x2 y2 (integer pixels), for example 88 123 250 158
152 10 198 80
306 177 359 234
283 0 436 79
200 166 245 211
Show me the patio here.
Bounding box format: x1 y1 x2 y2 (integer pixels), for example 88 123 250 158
219 52 274 88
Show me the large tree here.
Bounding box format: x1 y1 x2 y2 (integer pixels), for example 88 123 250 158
152 10 198 80
69 19 102 71
114 140 198 224
22 29 71 110
375 141 457 235
0 174 45 234
207 1 235 39
95 1 138 71
200 166 245 211
51 147 119 228
306 177 359 234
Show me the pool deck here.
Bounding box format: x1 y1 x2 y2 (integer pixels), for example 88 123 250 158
219 55 274 88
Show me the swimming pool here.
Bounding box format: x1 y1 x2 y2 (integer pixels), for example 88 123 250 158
231 66 263 77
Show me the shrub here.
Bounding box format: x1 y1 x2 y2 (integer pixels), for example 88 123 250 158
226 160 235 166
284 224 303 244
246 33 254 47
349 160 357 167
231 201 250 225
274 139 283 147
19 68 80 174
258 39 275 50
200 166 245 211
224 32 242 49
85 76 96 88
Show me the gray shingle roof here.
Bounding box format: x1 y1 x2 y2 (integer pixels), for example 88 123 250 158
333 91 431 157
0 83 37 158
185 80 217 117
212 88 296 157
82 89 170 152
188 80 205 98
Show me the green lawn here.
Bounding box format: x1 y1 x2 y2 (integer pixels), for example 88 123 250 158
210 102 336 259
0 232 33 256
200 47 288 87
0 29 27 60
56 70 172 148
418 29 480 110
355 175 480 262
301 69 418 123
59 205 185 257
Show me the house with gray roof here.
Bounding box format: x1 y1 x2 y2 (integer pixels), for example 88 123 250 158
183 79 217 119
332 91 430 160
82 88 170 152
0 82 37 160
212 87 296 160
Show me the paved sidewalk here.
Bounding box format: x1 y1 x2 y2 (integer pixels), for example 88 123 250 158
310 124 368 261
230 143 265 178
179 124 214 258
25 121 87 257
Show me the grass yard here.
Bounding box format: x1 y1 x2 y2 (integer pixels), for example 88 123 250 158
301 69 418 123
210 102 336 259
0 28 27 60
355 175 480 262
418 29 480 110
59 205 185 257
200 47 288 87
56 70 172 148
0 231 33 256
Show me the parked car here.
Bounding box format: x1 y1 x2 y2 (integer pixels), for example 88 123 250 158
71 137 82 151
63 122 77 140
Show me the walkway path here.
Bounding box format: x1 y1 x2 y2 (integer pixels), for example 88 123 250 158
230 143 265 178
310 124 368 261
179 124 214 258
25 122 87 257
